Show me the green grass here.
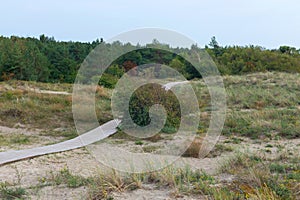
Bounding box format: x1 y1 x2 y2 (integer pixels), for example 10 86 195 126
191 72 300 139
222 108 300 139
269 163 287 173
0 134 35 146
207 144 234 158
1 72 300 140
39 129 78 140
219 152 300 200
40 167 91 188
142 145 160 153
134 140 143 145
86 166 217 200
0 81 111 130
0 72 300 199
224 136 244 144
8 160 296 200
0 183 26 200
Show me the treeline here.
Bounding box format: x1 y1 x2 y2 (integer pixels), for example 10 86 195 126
0 35 300 85
0 35 100 82
206 37 300 75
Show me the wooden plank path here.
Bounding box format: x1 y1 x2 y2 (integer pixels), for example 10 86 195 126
0 119 121 165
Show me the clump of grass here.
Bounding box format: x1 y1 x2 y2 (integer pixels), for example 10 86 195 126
42 166 91 188
0 182 26 200
142 145 160 153
86 166 216 199
0 134 34 146
269 163 287 173
134 140 143 145
219 152 253 174
207 144 234 158
224 137 244 144
87 169 144 200
10 134 31 144
40 129 78 140
287 171 300 181
219 152 299 199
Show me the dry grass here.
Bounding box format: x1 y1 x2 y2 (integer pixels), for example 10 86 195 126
219 152 300 200
1 72 300 199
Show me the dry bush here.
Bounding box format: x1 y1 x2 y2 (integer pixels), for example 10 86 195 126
96 85 110 98
182 137 203 158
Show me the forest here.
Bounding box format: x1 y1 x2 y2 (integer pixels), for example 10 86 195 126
0 35 300 87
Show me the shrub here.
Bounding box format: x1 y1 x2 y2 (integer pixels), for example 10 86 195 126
98 73 119 89
120 84 181 135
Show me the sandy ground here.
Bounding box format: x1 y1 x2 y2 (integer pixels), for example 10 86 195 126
0 123 299 199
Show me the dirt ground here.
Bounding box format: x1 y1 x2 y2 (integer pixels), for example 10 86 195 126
0 124 299 199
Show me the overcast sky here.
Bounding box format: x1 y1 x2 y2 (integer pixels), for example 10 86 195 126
0 0 299 49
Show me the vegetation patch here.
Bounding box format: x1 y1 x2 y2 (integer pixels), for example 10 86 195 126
40 167 91 188
0 133 35 146
0 183 26 200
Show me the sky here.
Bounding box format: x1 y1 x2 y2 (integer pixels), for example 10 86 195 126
0 0 299 49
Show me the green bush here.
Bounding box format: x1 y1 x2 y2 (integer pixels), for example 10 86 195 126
269 163 286 173
99 73 119 89
126 84 181 134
